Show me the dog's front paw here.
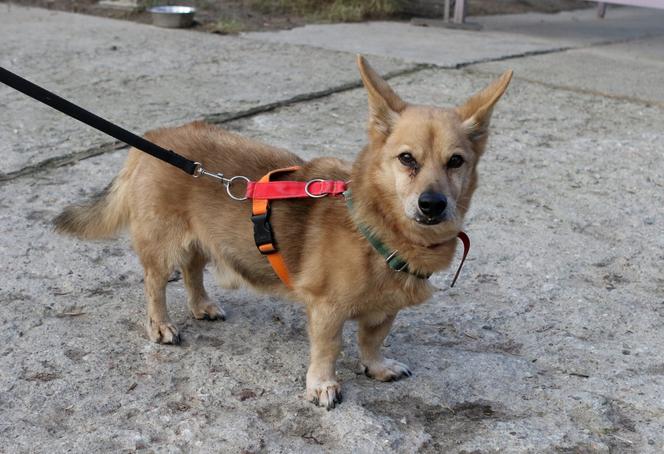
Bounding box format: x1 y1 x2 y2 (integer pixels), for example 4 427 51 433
191 300 226 321
362 358 412 382
147 319 181 345
306 379 342 410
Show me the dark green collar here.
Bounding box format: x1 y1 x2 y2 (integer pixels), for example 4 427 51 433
344 189 431 280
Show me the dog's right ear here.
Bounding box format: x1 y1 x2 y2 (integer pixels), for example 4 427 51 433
457 70 513 149
357 55 406 142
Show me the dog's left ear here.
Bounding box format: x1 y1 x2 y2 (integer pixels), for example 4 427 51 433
357 55 407 141
457 70 513 147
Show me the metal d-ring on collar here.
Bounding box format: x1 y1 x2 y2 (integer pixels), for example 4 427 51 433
192 162 250 201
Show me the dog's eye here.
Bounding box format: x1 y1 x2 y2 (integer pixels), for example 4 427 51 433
398 152 418 168
447 154 464 169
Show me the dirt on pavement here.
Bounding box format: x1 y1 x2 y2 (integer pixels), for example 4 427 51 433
2 0 594 33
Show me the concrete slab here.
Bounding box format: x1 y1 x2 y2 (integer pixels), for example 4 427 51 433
475 6 664 44
472 35 664 105
2 66 663 452
244 21 570 68
243 7 664 67
0 6 411 179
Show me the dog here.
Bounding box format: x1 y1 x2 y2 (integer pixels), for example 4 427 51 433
54 56 512 409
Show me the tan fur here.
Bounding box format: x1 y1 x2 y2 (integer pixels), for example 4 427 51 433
54 171 131 239
54 56 512 409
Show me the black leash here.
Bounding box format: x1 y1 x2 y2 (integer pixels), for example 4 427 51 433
0 67 198 176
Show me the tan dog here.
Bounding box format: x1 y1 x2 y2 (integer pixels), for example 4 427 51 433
54 56 512 409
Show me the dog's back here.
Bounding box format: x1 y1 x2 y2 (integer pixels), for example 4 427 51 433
54 121 303 241
54 121 351 295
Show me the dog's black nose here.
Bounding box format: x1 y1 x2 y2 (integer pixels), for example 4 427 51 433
418 192 447 217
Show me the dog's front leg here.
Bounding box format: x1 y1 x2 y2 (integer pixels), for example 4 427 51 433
305 304 345 410
359 313 412 381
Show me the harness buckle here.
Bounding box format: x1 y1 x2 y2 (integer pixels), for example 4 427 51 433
251 211 277 254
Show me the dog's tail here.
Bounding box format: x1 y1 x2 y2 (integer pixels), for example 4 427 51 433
53 169 130 240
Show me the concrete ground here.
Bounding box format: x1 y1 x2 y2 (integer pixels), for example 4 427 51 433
1 4 663 453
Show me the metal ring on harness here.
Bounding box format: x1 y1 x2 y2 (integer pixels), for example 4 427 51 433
304 179 327 198
226 176 250 201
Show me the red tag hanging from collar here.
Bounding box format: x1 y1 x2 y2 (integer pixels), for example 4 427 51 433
450 231 470 287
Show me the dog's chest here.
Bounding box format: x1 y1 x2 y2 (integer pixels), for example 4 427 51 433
359 275 433 314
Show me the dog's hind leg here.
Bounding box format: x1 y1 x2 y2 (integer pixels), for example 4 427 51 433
182 247 226 321
141 256 180 345
212 258 245 290
358 313 412 382
133 228 181 344
305 304 345 410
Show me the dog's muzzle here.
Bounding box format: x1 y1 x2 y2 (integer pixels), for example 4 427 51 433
416 191 447 225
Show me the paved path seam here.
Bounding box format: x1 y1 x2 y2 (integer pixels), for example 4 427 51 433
3 28 661 184
0 64 425 184
456 29 664 69
465 67 664 109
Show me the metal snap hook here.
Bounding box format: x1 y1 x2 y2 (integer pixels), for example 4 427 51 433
192 162 204 178
304 179 327 198
225 175 250 201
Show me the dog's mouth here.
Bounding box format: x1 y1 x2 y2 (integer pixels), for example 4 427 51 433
401 214 460 250
414 214 445 226
408 211 461 249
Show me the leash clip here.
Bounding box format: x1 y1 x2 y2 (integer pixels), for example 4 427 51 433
193 161 226 182
192 162 249 201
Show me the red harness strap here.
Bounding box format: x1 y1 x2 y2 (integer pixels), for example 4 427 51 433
246 179 347 200
250 167 348 288
250 166 302 288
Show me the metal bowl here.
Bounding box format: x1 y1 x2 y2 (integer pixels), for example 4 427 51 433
148 6 196 28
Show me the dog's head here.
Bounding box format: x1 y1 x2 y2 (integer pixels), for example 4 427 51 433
355 55 512 248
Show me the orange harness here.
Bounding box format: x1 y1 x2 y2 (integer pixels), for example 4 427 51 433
250 166 302 288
